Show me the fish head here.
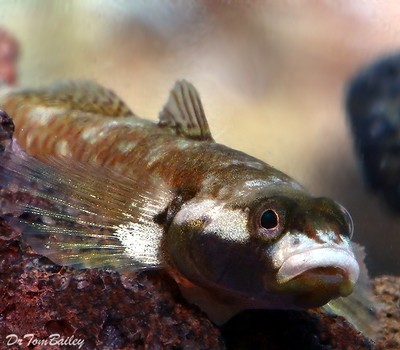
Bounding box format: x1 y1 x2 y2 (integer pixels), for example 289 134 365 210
165 182 359 313
263 192 358 308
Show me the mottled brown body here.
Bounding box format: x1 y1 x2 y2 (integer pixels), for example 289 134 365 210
1 82 297 200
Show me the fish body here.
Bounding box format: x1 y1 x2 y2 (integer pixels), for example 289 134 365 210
0 81 372 330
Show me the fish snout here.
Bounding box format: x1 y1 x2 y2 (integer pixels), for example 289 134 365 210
274 247 360 308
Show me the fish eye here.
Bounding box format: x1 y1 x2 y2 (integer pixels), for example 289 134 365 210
251 198 286 241
340 205 354 239
260 209 279 229
256 207 283 240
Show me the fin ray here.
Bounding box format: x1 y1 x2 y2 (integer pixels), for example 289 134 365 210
0 138 172 271
159 80 213 141
323 243 380 340
5 80 136 118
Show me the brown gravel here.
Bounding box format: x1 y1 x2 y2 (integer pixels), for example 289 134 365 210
374 276 400 350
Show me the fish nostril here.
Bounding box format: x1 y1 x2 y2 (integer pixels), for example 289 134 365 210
293 237 300 245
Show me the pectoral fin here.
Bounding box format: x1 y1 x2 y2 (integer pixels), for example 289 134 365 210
0 121 172 271
323 243 380 340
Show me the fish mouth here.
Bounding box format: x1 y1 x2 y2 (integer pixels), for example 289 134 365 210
276 247 360 297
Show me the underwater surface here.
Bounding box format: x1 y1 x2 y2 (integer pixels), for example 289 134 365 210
1 0 399 275
0 2 399 349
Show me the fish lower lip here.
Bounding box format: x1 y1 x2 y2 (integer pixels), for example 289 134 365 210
276 247 360 285
293 266 347 286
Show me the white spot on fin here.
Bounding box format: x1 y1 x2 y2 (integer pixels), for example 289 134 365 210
159 80 214 141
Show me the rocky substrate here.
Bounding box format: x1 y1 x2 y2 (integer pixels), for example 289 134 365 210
373 275 400 350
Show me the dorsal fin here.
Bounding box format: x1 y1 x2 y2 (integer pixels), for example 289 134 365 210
7 80 136 118
159 80 214 141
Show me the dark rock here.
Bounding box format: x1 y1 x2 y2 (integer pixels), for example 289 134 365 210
346 53 400 211
0 109 14 153
222 309 373 350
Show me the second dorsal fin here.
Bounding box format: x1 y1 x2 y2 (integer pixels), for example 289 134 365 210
159 80 214 141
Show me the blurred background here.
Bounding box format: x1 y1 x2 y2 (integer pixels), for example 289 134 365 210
0 0 399 275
